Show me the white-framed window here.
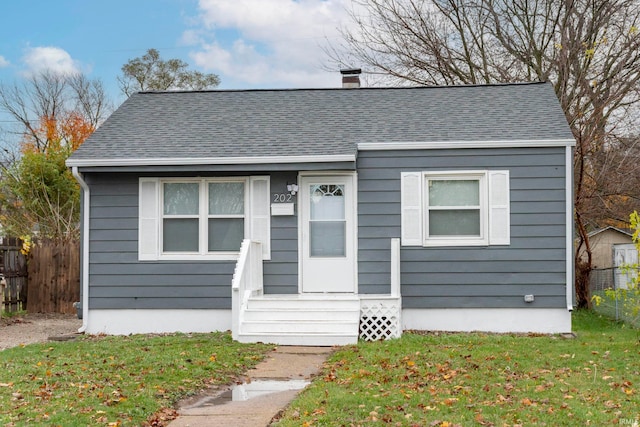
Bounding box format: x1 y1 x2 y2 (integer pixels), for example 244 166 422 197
401 170 510 247
139 176 270 261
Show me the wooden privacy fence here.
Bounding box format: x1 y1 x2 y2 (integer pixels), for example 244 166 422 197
0 237 28 313
27 240 80 314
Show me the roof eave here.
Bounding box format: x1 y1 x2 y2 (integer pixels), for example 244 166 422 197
66 154 357 168
357 139 576 150
588 226 634 238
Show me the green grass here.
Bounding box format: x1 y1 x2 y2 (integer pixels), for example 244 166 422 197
0 309 27 319
0 332 272 426
275 310 639 427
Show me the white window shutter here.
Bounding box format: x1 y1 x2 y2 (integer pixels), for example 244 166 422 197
488 170 510 245
139 178 159 260
401 172 423 246
250 176 271 259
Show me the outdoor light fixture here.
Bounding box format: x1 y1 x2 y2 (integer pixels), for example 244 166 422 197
287 183 299 195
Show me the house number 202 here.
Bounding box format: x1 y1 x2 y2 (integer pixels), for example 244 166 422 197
273 193 294 203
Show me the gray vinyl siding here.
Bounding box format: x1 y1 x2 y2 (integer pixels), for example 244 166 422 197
85 171 299 310
263 172 298 294
357 147 568 308
86 146 568 310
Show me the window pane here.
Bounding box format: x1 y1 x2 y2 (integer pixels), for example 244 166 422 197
208 218 244 251
209 182 244 215
310 221 345 257
164 183 199 215
429 210 480 236
163 218 199 251
429 180 479 206
310 185 345 220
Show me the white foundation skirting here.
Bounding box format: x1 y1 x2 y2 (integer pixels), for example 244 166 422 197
402 308 571 334
85 309 231 335
85 308 571 336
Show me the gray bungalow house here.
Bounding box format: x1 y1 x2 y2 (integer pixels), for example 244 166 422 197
67 77 575 345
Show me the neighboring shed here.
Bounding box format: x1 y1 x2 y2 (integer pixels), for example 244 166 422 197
583 227 635 269
67 79 575 345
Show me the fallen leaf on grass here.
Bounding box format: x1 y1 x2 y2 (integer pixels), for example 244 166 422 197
475 413 495 426
312 407 326 415
146 407 179 426
604 400 621 409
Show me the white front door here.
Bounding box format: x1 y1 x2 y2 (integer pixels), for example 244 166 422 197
300 174 356 293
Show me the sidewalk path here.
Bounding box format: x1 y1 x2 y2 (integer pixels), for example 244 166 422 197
168 346 334 427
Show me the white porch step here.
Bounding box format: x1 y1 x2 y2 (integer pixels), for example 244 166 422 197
236 332 357 346
242 308 359 322
246 295 360 310
242 319 357 334
237 294 361 346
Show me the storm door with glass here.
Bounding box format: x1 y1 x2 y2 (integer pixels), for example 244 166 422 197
300 175 356 293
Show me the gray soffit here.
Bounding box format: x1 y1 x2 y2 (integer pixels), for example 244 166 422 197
67 82 575 168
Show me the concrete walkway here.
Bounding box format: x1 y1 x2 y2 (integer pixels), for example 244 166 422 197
168 346 334 427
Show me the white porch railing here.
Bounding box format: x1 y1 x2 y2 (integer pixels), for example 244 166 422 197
231 239 263 340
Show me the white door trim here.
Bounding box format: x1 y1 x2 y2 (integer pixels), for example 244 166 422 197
297 171 358 294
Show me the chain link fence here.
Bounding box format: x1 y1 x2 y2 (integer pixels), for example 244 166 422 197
590 267 640 328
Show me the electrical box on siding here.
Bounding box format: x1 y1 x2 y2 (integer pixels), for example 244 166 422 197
271 203 294 216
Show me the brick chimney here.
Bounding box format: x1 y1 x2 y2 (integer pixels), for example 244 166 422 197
340 68 361 88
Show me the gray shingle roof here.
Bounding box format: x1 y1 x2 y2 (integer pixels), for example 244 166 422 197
68 82 574 166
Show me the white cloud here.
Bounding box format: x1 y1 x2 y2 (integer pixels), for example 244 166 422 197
22 46 80 76
180 29 204 46
0 55 9 68
187 0 357 88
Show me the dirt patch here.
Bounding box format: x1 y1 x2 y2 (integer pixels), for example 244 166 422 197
0 313 82 350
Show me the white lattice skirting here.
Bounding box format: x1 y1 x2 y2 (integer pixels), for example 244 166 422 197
359 298 402 341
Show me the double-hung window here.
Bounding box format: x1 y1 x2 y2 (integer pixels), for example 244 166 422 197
207 181 246 251
401 170 510 247
426 173 486 245
139 176 270 260
161 180 246 254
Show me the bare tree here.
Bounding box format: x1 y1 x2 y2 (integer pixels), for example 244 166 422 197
0 70 111 153
331 0 640 307
68 73 110 128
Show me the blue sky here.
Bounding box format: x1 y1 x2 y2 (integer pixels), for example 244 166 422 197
0 0 355 106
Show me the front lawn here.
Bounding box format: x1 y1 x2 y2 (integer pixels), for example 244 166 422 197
275 310 639 426
0 332 271 426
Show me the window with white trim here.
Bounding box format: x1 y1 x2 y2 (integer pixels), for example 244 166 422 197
401 170 510 247
139 176 270 260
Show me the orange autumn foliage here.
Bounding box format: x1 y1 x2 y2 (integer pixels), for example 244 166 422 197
21 111 95 155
